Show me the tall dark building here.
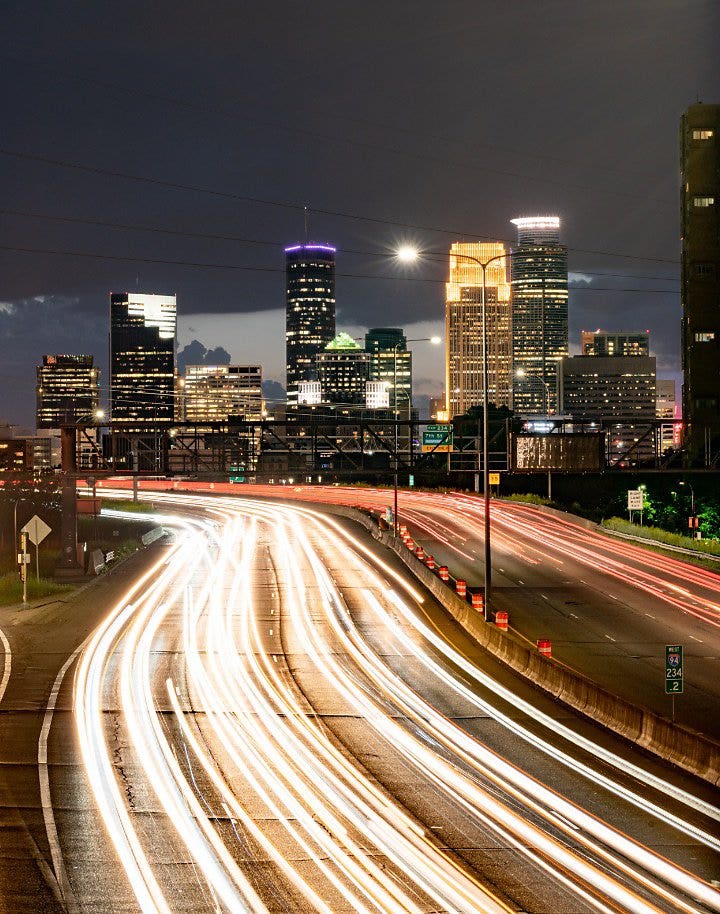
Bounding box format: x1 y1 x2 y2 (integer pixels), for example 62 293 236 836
285 244 336 404
365 328 412 410
110 292 176 433
510 217 568 414
36 354 100 428
680 103 720 460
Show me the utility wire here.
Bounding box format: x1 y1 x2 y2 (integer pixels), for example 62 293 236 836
0 206 681 282
0 241 680 292
0 147 679 265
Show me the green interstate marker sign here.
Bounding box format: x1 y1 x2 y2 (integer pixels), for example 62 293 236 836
665 644 683 694
422 424 453 452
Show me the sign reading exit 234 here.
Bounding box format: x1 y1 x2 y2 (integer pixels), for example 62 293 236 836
665 644 683 694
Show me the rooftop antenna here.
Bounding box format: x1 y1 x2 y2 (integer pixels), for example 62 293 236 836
304 205 310 244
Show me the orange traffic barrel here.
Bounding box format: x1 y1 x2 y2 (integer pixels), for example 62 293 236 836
415 546 425 560
471 592 483 612
439 566 449 581
537 638 552 658
495 610 508 631
456 579 467 598
425 555 435 570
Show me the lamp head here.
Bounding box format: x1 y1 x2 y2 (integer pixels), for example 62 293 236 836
395 245 419 264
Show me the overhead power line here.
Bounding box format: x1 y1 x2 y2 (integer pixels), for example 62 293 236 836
0 147 679 265
0 241 680 293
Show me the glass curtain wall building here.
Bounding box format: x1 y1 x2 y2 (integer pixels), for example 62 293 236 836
285 244 336 405
316 332 370 405
581 330 650 357
364 328 412 413
510 216 568 414
36 354 100 427
446 242 511 419
110 292 176 432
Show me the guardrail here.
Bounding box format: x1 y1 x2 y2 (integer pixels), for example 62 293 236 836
335 506 720 787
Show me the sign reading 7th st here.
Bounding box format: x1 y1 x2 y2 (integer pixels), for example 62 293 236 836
665 644 683 694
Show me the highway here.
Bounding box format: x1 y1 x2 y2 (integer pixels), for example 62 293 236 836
172 483 719 740
12 488 720 913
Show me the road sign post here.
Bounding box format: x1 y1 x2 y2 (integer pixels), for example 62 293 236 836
19 531 28 604
627 489 643 524
665 644 683 722
21 515 52 582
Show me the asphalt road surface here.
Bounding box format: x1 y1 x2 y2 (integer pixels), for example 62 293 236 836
2 489 718 913
194 483 720 741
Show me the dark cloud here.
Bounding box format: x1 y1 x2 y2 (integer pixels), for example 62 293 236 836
0 0 717 424
176 339 231 375
261 379 286 404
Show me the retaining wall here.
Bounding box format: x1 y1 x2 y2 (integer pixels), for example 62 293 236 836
335 506 720 787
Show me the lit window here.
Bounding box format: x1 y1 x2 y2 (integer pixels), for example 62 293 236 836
693 196 715 207
692 129 714 140
695 332 716 342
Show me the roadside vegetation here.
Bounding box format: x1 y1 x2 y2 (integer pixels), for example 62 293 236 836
601 517 720 558
100 498 156 514
0 573 73 606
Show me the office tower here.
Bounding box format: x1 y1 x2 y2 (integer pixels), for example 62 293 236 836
446 242 511 419
36 354 100 428
110 292 176 432
316 332 370 405
365 328 412 413
680 103 720 459
510 216 568 414
581 330 650 357
183 365 263 424
558 355 656 463
656 378 678 453
285 243 336 404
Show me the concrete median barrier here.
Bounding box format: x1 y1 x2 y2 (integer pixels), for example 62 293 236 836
334 505 720 787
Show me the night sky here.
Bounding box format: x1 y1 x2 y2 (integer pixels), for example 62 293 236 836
1 1 718 425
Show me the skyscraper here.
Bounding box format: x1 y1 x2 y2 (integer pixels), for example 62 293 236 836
446 242 511 418
581 330 650 357
36 354 100 428
365 328 412 413
285 243 336 405
510 216 568 414
110 292 176 432
680 103 720 460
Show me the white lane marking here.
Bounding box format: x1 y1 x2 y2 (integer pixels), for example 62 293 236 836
541 594 549 601
645 613 656 620
0 627 11 703
689 635 703 643
38 635 92 914
605 635 616 642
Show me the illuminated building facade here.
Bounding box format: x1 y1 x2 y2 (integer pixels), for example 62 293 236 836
110 292 176 432
680 103 720 459
446 242 511 418
510 216 568 414
316 332 370 405
581 330 650 357
183 365 263 424
559 355 656 464
36 354 100 428
285 244 336 404
656 378 678 453
364 328 412 413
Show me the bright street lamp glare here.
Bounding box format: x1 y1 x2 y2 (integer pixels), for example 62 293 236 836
94 408 105 419
430 336 442 345
396 245 419 263
515 368 526 378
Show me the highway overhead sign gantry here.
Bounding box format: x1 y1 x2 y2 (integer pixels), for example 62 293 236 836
21 515 52 546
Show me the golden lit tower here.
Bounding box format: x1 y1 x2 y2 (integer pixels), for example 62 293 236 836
445 242 511 418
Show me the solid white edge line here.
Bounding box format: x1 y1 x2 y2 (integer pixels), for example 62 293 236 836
0 627 11 703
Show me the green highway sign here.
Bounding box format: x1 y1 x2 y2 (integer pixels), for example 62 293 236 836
422 424 453 453
665 644 683 694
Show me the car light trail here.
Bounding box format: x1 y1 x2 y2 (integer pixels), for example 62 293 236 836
72 489 720 913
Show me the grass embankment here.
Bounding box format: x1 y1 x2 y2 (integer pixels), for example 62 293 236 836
100 498 156 514
0 573 73 606
503 493 554 507
601 517 720 570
